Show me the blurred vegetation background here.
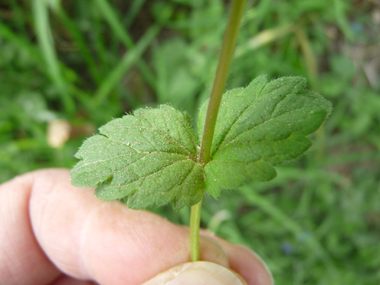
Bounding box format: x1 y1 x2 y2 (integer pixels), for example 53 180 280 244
1 0 379 283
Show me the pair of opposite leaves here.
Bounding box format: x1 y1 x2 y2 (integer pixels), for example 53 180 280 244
71 75 331 210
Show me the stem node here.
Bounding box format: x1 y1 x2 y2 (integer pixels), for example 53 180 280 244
189 0 246 262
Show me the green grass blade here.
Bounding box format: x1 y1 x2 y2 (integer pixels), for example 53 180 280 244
0 20 42 65
94 0 157 90
94 25 160 106
54 8 102 84
32 0 75 113
240 187 337 274
123 0 147 28
9 0 28 36
94 0 134 47
333 0 354 40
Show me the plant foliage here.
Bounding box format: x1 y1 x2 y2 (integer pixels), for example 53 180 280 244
71 75 331 210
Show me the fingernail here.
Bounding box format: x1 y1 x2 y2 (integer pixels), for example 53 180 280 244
169 262 245 285
142 262 247 285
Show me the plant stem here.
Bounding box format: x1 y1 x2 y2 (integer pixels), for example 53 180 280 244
189 0 246 262
199 0 246 165
190 200 202 261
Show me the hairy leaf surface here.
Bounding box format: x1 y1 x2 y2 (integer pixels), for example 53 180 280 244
71 105 205 210
72 75 331 209
198 75 332 196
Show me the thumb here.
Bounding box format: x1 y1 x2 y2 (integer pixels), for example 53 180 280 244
142 261 248 285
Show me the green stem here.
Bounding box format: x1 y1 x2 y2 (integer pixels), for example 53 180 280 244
199 0 246 165
190 201 202 261
189 0 246 262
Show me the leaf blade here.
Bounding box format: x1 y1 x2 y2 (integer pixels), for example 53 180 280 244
71 105 205 210
198 76 332 195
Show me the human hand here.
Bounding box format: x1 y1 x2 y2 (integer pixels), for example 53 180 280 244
0 169 273 285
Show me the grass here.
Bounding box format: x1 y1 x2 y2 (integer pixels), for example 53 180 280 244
1 0 379 283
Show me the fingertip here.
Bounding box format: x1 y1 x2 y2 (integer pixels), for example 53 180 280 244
0 169 61 285
199 230 273 285
221 241 274 285
235 244 274 285
142 261 246 285
199 235 229 267
19 168 273 285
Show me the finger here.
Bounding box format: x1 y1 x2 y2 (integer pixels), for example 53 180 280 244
142 261 248 285
199 235 229 267
205 233 274 285
50 276 96 285
0 172 60 285
0 169 228 285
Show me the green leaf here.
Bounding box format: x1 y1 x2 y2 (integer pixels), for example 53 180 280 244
198 75 332 197
71 105 205 210
72 75 331 209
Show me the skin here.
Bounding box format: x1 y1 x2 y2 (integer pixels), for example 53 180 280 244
0 169 273 285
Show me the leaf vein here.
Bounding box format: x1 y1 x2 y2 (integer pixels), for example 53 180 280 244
214 88 265 154
106 125 192 156
109 159 194 188
135 162 197 203
227 103 310 145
